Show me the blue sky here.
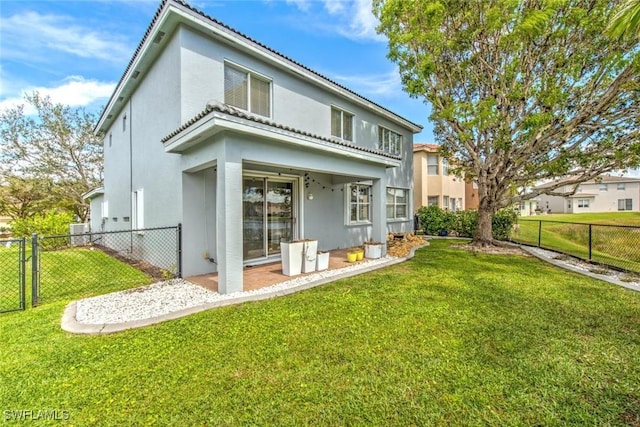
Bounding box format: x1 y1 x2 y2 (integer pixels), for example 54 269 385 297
0 0 434 142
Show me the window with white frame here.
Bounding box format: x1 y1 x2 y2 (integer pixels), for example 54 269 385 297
386 188 408 220
132 189 144 230
443 195 450 209
427 196 439 206
427 155 439 175
577 199 590 208
618 198 633 211
442 158 449 176
331 107 353 141
347 184 370 224
599 183 608 191
224 63 271 117
378 126 402 155
617 183 626 190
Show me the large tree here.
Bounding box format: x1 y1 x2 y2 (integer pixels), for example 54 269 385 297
608 0 640 39
375 0 640 245
0 93 103 222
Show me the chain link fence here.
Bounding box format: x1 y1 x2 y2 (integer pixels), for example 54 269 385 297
512 220 640 274
0 238 26 313
32 225 181 307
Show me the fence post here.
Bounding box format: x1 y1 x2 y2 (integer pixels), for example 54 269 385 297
176 223 183 278
589 224 593 261
31 233 39 307
20 237 26 310
538 221 542 247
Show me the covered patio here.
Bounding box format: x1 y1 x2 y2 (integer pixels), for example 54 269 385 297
186 248 375 293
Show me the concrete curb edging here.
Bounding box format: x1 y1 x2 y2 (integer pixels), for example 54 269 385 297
61 241 430 335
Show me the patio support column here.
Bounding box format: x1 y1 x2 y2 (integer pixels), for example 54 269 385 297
216 157 243 294
372 178 387 256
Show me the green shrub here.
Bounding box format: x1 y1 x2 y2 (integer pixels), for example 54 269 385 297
454 209 478 238
417 205 518 240
417 205 456 235
492 208 518 240
9 210 73 239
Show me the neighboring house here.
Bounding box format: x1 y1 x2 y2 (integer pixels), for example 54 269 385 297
83 187 105 234
516 199 538 216
90 0 422 294
536 175 640 213
413 144 465 212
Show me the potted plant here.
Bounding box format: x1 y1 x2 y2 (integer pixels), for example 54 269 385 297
364 240 384 259
316 251 330 271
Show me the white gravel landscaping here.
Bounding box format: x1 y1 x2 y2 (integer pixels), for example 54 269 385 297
525 246 640 289
75 255 397 325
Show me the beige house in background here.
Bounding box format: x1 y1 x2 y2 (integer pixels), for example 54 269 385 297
536 175 640 213
413 143 466 212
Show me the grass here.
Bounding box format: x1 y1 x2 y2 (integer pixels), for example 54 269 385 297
521 212 640 225
513 212 640 273
1 240 639 425
0 244 153 311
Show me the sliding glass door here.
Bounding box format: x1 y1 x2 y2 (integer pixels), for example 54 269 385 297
243 176 295 261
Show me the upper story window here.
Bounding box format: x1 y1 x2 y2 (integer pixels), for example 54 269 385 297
378 126 402 155
617 183 626 190
224 63 271 117
599 183 608 191
427 155 439 175
331 107 353 142
442 158 449 176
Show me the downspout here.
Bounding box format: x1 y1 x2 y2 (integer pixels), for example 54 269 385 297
129 98 134 253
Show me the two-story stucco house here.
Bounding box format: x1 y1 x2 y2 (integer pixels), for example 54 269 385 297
413 144 465 212
536 175 640 213
90 0 422 294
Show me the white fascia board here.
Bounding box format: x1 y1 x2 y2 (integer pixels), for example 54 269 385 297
82 187 105 201
163 113 401 168
95 6 179 134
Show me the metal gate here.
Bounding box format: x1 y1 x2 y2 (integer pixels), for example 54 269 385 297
0 238 26 313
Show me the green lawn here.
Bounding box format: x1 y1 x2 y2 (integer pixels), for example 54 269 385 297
1 240 639 425
513 212 640 273
0 245 153 310
522 212 640 225
0 245 24 312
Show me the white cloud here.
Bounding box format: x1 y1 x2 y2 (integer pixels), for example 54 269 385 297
286 0 312 12
0 77 115 114
0 11 131 63
338 0 384 41
323 0 345 14
330 69 402 98
319 0 384 42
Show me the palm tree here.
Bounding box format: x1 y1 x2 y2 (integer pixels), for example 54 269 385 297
608 0 640 40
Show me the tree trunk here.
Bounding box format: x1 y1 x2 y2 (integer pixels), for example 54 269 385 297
474 205 494 246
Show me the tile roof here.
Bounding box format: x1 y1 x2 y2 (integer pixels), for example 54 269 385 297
162 101 402 160
413 143 440 151
97 0 422 133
